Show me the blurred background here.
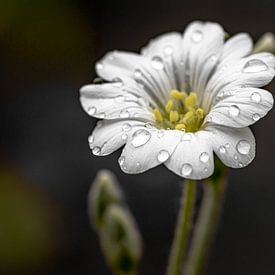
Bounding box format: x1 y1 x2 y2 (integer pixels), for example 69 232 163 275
1 0 275 274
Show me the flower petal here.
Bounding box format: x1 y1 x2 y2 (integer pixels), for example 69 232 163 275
165 131 214 180
80 83 154 121
95 50 174 109
203 52 275 111
205 87 273 128
88 120 145 156
181 21 224 97
208 125 255 168
119 128 182 174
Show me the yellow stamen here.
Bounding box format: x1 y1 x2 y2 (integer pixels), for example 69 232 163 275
170 89 187 101
196 108 204 119
175 123 186 131
153 108 163 123
184 92 197 110
165 100 173 113
169 110 179 123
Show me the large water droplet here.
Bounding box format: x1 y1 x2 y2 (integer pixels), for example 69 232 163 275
250 92 262 103
122 123 132 132
181 163 193 176
242 59 268 73
118 156 125 166
252 113 260 121
164 46 173 56
200 152 210 163
88 106 96 115
119 110 130 118
131 129 151 147
92 146 101 155
96 62 103 71
112 77 124 87
219 146 226 154
151 56 164 70
157 150 170 163
191 30 203 43
236 140 251 155
228 105 240 117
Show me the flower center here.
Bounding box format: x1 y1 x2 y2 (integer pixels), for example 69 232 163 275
153 90 205 132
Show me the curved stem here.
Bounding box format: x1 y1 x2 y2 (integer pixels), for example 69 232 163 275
183 167 228 275
166 180 197 275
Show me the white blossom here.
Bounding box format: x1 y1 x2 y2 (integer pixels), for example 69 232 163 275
80 21 275 180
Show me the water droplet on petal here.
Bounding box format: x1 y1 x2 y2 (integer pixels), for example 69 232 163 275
120 110 130 118
136 162 141 168
96 62 103 71
92 146 101 155
204 167 208 172
157 130 165 138
236 140 251 155
121 133 128 140
96 121 103 128
191 30 203 43
234 154 238 160
219 146 226 154
157 150 170 163
179 60 185 66
97 113 105 119
131 129 151 147
228 105 240 117
210 55 217 62
112 77 124 87
134 69 142 79
181 163 193 176
151 56 164 70
250 92 262 103
242 59 268 73
122 123 132 132
118 156 125 166
182 133 192 141
115 95 125 103
225 143 230 148
252 113 260 121
238 162 244 167
164 46 173 56
88 135 94 144
145 122 154 129
200 152 210 163
88 106 96 115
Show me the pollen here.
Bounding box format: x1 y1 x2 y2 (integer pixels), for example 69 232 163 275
153 89 206 132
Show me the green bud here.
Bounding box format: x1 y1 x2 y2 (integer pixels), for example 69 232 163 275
100 205 143 275
253 32 275 54
88 170 123 229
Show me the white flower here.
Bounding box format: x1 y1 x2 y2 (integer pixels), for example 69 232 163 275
80 21 275 180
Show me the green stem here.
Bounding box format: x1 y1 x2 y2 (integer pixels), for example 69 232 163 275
166 180 197 275
183 166 227 275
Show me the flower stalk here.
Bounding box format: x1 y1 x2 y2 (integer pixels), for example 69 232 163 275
166 180 197 275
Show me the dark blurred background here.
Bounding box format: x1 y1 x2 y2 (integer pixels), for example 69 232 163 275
1 0 275 274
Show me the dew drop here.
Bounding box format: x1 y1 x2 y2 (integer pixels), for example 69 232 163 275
204 167 208 172
228 105 240 117
252 113 260 121
92 146 101 155
131 129 151 147
242 59 268 73
96 121 103 128
191 30 203 43
122 123 132 132
118 156 125 166
112 77 124 87
151 56 164 70
164 46 173 56
179 60 185 66
182 133 192 141
96 62 103 71
200 152 210 163
97 113 105 119
234 154 238 160
250 92 262 103
210 55 217 62
219 146 226 154
225 143 230 148
121 133 128 140
136 162 141 168
236 140 251 155
157 150 170 163
88 106 96 115
134 69 142 80
238 162 244 167
119 110 130 118
181 163 193 176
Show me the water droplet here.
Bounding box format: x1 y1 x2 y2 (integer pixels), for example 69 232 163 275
97 121 103 128
131 129 151 147
238 162 244 167
134 69 142 79
97 113 105 119
236 140 251 155
88 106 96 115
210 55 217 62
119 110 130 118
217 91 224 99
136 162 141 167
145 122 154 129
115 95 125 103
112 77 124 87
122 123 132 132
219 146 226 154
204 167 208 172
179 60 185 66
182 133 192 141
151 56 164 70
134 113 139 118
88 135 94 144
157 130 165 138
242 59 268 73
96 62 103 71
206 115 213 123
191 30 203 43
225 143 230 148
181 163 193 176
234 154 238 160
157 150 170 163
200 152 210 163
252 113 260 121
118 156 125 166
164 46 173 56
121 133 128 140
92 146 101 155
228 105 240 117
250 92 262 103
